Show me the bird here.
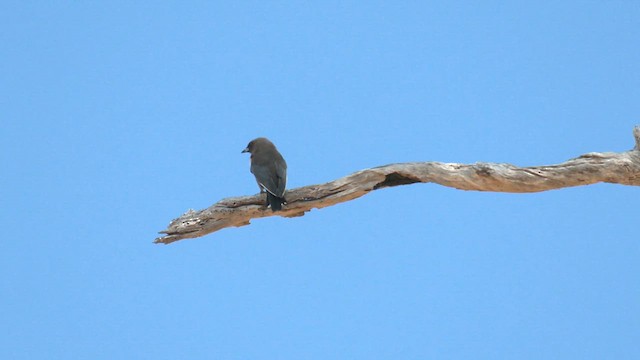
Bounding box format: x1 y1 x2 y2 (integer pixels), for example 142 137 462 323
242 137 287 211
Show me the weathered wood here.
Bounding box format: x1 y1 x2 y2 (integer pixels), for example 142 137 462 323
156 126 640 244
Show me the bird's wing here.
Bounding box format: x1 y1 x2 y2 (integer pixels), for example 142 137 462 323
251 163 283 197
274 158 287 196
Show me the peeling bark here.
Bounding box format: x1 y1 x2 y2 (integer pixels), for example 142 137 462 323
156 126 640 244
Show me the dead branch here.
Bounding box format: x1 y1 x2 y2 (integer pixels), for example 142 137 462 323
156 126 640 244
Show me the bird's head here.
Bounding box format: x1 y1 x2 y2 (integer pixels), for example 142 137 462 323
242 137 273 154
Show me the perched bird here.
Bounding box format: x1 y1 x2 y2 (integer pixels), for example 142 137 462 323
242 137 287 211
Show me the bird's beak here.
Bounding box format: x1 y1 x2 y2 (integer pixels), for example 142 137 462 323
241 147 249 153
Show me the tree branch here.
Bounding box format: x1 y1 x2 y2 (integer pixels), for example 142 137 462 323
156 126 640 244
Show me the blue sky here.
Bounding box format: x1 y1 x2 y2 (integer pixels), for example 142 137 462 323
2 1 639 359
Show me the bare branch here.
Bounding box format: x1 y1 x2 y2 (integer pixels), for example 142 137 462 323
156 126 640 244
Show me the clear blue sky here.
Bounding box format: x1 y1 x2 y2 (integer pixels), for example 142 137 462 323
2 2 639 359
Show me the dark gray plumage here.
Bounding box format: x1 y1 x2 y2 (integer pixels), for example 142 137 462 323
242 137 287 211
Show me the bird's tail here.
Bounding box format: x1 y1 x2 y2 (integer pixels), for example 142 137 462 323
267 192 285 211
